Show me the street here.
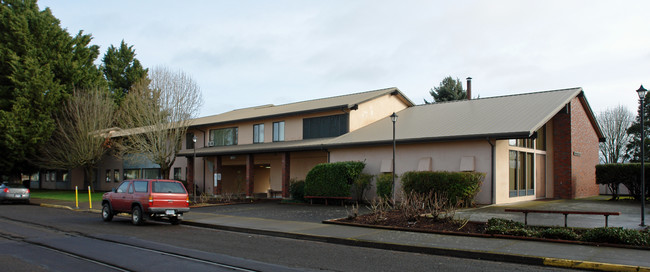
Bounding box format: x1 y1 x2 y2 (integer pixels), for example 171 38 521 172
0 204 578 272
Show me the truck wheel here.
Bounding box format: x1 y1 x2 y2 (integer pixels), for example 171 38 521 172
102 203 114 222
131 205 145 225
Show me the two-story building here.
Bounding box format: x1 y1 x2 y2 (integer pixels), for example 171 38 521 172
44 86 603 205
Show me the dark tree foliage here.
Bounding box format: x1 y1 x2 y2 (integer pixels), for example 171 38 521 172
625 95 650 162
424 76 467 104
0 0 104 177
101 40 148 106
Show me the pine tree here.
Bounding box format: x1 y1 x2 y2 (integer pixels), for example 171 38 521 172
424 76 467 104
625 95 650 162
101 40 148 106
0 0 105 177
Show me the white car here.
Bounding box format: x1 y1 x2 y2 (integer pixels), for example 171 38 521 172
0 183 30 204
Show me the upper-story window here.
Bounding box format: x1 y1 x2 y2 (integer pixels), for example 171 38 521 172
209 127 238 146
186 132 195 149
508 125 546 150
253 124 264 144
273 121 285 142
303 114 349 139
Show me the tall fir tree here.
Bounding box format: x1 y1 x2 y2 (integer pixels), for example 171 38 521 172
0 0 105 177
101 40 148 107
625 94 650 162
425 76 467 104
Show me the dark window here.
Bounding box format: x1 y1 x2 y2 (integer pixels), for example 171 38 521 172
303 114 349 139
209 127 238 146
186 133 195 149
173 167 182 181
152 181 186 194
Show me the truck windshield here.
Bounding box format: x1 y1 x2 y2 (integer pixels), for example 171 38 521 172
152 181 186 194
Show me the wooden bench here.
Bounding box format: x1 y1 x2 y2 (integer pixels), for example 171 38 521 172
504 209 620 227
304 196 352 206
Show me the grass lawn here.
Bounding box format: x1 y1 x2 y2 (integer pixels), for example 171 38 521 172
31 190 105 202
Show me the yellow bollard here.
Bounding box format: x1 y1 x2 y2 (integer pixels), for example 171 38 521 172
88 186 92 209
75 186 79 209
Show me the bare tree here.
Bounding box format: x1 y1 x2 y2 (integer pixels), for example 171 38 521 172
117 66 202 179
39 88 116 188
598 105 633 164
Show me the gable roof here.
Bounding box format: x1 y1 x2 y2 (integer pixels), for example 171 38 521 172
188 87 413 128
326 87 604 147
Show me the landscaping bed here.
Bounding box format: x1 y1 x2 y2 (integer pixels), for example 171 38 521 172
330 209 650 249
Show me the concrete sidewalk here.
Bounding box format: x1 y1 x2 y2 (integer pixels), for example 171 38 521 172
31 197 650 272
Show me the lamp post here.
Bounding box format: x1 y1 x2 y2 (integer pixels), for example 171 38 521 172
637 85 647 227
390 112 398 203
192 135 197 203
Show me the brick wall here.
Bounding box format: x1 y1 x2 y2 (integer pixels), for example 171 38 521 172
570 97 600 198
552 105 573 199
552 96 600 199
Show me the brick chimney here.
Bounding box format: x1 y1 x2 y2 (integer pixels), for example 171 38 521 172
466 77 472 100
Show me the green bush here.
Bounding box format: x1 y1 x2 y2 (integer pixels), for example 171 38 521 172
289 179 305 201
401 171 485 206
304 161 365 197
351 173 373 201
596 163 649 201
485 218 536 237
581 227 650 246
376 173 394 199
538 228 579 241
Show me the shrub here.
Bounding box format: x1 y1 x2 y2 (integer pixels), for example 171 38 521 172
289 179 305 201
596 163 649 201
351 173 373 202
401 171 485 206
485 218 537 236
304 161 365 197
376 173 394 199
538 228 579 241
581 227 650 246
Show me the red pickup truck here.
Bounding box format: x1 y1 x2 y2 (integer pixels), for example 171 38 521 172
102 179 190 225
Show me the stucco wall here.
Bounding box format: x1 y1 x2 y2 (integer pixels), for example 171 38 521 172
329 140 493 204
349 93 410 131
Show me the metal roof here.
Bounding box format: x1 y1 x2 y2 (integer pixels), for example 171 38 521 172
188 87 413 128
326 87 604 147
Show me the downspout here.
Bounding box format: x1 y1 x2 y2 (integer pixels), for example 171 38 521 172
486 138 496 204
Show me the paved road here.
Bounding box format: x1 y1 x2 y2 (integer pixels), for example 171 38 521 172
0 204 578 272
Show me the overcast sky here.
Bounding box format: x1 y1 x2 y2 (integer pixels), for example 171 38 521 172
39 0 650 118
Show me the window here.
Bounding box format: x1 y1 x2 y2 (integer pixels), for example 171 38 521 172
303 114 348 139
253 124 264 143
153 181 186 193
105 170 111 183
173 167 182 181
509 138 533 148
209 127 238 146
116 181 130 193
273 121 285 142
142 168 161 179
133 180 148 193
114 170 120 183
536 125 546 151
124 169 139 180
509 151 535 197
186 132 195 149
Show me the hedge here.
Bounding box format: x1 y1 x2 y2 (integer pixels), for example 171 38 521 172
289 179 305 201
401 171 485 206
596 163 649 201
304 161 365 197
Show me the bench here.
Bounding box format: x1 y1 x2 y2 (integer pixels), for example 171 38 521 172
304 196 352 206
504 209 620 227
267 190 283 198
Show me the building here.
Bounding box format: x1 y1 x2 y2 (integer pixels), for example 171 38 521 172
42 86 603 205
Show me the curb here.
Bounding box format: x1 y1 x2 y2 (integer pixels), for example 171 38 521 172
182 220 650 272
39 203 101 213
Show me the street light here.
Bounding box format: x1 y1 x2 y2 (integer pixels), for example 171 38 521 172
391 112 398 203
192 135 197 203
637 85 647 227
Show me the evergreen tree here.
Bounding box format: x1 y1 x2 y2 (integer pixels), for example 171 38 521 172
625 94 650 162
101 40 148 106
424 76 467 104
0 0 105 177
